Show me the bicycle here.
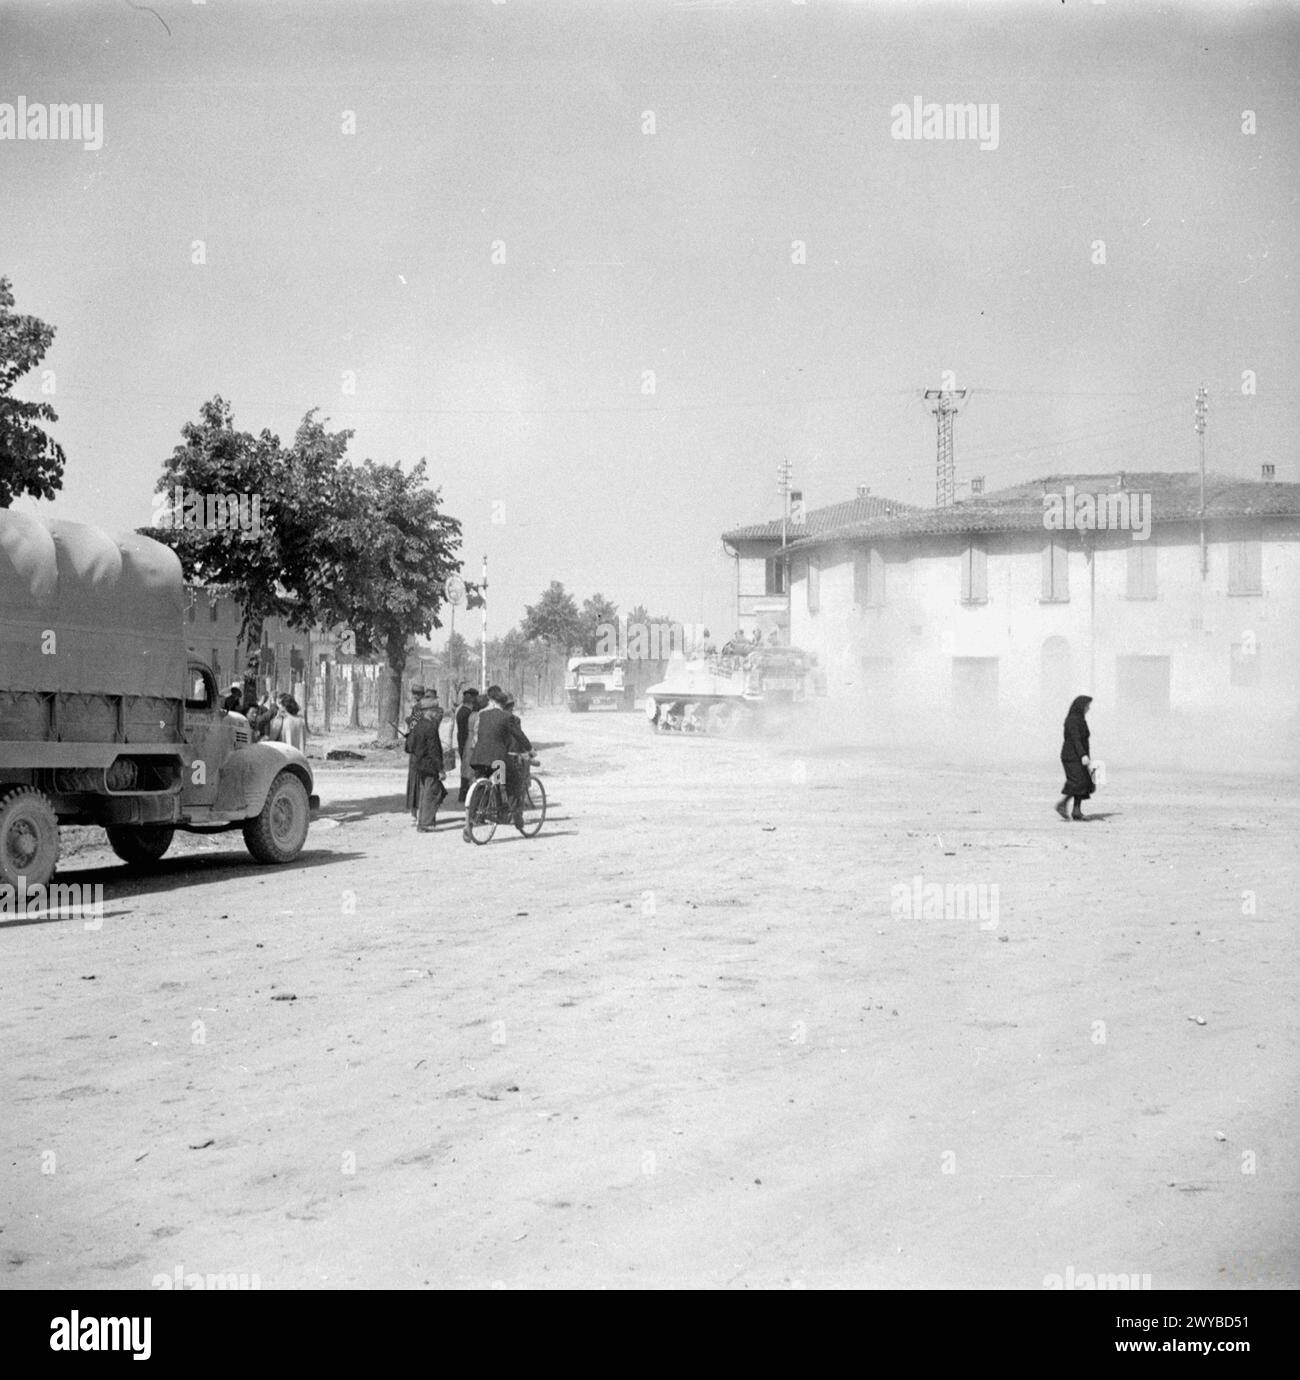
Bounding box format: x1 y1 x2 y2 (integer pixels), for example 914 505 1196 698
463 752 546 845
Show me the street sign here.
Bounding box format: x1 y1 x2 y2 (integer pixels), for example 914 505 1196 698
444 575 466 606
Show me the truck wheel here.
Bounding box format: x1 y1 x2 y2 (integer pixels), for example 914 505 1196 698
0 786 60 891
105 825 175 869
242 770 310 864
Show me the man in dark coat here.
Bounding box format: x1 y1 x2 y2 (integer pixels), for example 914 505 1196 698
1056 695 1094 820
454 688 479 803
409 704 446 832
464 686 532 836
402 685 427 817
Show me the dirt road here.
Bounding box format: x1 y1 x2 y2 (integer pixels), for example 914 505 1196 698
2 709 1296 1288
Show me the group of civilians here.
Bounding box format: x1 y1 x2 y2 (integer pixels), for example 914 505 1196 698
221 682 308 753
402 683 532 834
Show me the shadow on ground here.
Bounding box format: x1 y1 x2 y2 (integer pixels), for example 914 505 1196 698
0 849 367 931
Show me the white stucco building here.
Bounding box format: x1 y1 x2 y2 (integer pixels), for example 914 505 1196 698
726 470 1300 725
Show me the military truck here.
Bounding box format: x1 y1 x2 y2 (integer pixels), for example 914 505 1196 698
0 511 318 891
565 655 635 712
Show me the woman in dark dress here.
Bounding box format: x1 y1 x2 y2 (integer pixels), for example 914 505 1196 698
1056 695 1094 820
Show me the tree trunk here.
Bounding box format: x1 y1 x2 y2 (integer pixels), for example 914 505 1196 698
348 664 361 728
378 634 406 745
242 615 264 707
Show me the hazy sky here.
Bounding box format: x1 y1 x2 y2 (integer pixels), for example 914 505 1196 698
2 0 1297 639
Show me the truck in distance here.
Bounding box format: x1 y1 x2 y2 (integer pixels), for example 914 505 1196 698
565 655 635 712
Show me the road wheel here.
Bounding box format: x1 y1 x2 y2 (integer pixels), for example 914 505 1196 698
242 770 310 864
0 787 60 890
106 824 175 869
464 777 498 845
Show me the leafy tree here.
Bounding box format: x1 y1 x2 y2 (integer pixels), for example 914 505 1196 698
144 397 334 699
322 456 462 743
522 581 581 653
521 581 583 703
442 630 472 692
577 592 619 654
0 276 65 506
494 626 530 695
521 579 582 701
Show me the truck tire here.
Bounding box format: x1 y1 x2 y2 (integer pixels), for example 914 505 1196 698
0 786 60 891
242 770 310 865
105 824 175 869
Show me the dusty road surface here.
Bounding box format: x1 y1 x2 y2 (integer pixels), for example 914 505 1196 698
2 709 1296 1289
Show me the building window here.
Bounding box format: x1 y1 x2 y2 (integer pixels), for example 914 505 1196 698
1227 537 1262 595
764 556 787 597
806 557 820 614
960 541 987 604
1041 538 1069 602
1230 639 1261 687
209 596 219 623
854 547 885 607
1126 543 1158 599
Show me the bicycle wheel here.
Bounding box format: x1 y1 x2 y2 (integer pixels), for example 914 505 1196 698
515 776 547 837
464 777 498 845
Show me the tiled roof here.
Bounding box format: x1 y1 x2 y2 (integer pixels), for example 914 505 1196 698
780 471 1300 549
723 492 917 542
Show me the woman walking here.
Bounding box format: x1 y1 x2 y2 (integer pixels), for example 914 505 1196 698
1056 694 1094 821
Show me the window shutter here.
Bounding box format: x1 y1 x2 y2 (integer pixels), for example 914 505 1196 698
1228 538 1262 595
971 544 987 602
1054 539 1068 600
854 552 869 605
1246 539 1262 592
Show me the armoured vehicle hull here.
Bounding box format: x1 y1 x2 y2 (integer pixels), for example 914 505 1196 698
644 646 813 734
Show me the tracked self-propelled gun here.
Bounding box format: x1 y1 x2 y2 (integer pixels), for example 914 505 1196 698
644 643 814 735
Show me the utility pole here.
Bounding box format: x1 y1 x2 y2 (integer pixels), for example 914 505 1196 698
922 387 969 508
1195 385 1209 577
480 554 488 692
776 459 793 635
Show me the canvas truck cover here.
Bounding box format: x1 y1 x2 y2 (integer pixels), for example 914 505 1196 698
0 511 186 698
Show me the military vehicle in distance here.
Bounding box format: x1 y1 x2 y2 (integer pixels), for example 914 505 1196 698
0 511 318 891
643 643 816 734
565 655 635 712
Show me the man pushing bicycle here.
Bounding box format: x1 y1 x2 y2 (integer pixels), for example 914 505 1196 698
464 684 533 837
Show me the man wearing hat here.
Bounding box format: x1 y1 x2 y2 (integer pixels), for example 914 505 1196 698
222 681 244 713
409 693 447 832
402 684 427 818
